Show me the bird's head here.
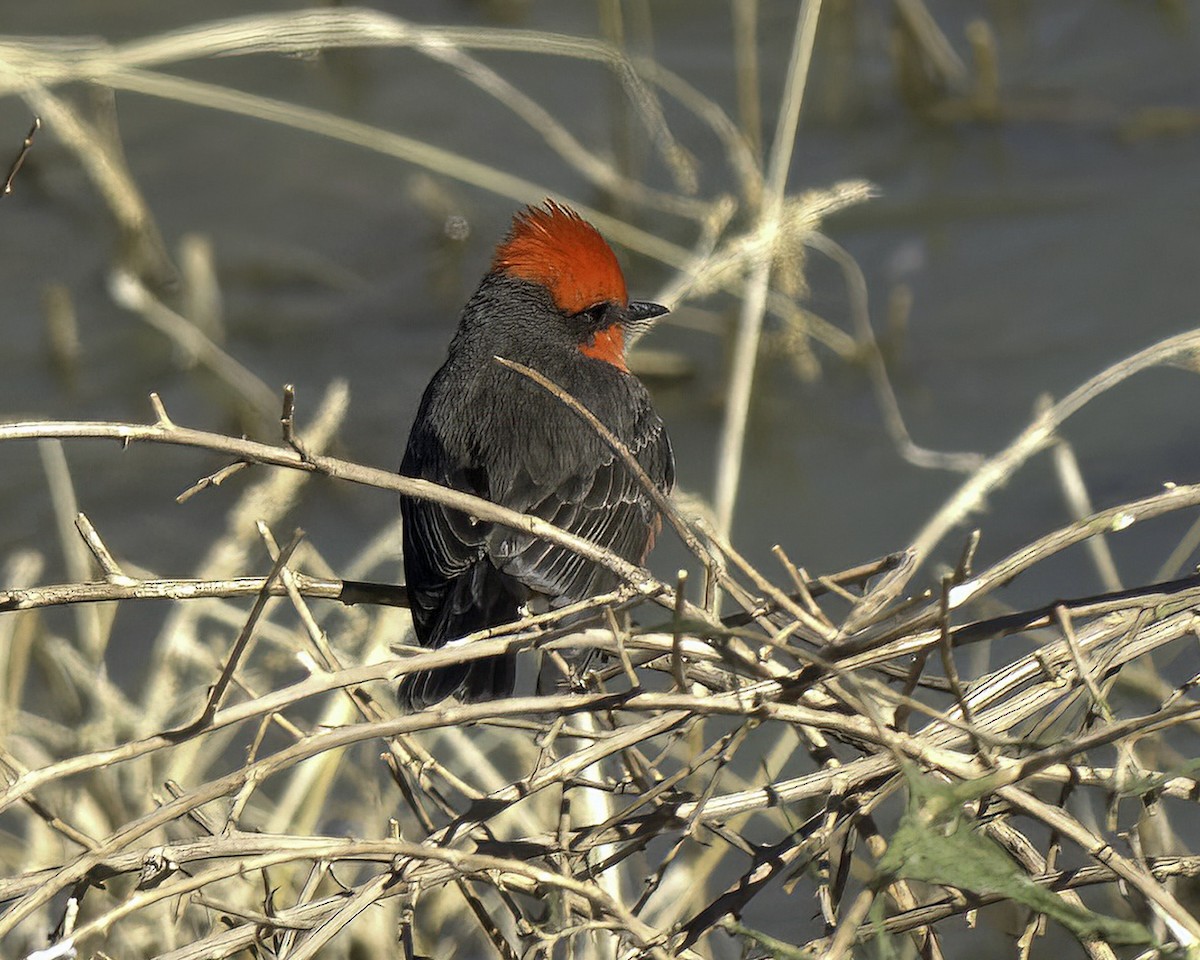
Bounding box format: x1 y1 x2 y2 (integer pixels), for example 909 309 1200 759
491 201 668 372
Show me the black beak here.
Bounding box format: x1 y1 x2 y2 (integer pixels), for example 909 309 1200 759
627 300 670 323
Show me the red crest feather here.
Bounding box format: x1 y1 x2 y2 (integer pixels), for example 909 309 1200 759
492 201 629 315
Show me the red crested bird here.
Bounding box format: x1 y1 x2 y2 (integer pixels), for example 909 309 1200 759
398 201 674 711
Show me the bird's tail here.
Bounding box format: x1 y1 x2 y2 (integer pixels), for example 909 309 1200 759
397 563 523 712
398 653 516 713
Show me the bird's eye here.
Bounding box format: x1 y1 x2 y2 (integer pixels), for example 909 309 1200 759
577 302 610 330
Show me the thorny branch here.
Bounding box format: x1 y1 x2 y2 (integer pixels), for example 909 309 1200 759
2 383 1200 956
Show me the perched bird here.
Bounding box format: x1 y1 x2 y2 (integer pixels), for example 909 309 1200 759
398 201 674 710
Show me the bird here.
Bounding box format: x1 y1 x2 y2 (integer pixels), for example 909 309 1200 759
398 201 675 711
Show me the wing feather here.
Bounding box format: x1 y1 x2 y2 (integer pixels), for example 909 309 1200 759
487 406 673 603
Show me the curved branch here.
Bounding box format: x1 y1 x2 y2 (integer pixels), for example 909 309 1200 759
0 572 406 613
0 412 668 606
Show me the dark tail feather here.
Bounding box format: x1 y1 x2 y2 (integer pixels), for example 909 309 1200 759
398 653 516 713
397 562 523 713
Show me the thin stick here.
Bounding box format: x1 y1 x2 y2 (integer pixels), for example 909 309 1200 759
670 570 690 692
1054 605 1113 724
1 116 40 197
807 232 983 474
1052 437 1122 591
713 0 823 537
771 544 830 625
0 571 408 613
603 606 639 689
176 459 252 502
936 575 989 765
281 383 311 461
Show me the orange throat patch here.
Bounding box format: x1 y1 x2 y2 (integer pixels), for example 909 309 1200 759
579 324 627 371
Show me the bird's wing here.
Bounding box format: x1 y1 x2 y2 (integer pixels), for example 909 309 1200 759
401 364 674 642
399 422 527 707
485 404 674 603
400 424 499 638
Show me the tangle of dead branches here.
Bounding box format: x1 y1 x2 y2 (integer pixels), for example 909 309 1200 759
2 367 1200 959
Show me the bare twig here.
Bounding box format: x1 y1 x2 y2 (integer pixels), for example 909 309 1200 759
713 0 823 537
1 116 39 198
